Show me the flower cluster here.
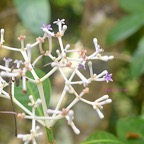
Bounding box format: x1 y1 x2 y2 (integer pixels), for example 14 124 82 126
0 18 114 144
17 96 43 143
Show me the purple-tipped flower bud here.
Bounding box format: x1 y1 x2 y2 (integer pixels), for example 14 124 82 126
3 57 12 68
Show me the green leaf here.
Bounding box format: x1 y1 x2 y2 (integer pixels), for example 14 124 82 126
13 0 51 35
81 131 124 144
120 0 144 13
117 117 144 144
106 13 144 45
130 36 144 78
14 68 51 116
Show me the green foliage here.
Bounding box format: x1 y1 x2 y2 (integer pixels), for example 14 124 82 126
82 117 144 144
51 0 71 6
14 68 51 116
51 0 84 15
81 131 124 144
106 0 144 78
130 36 144 78
120 0 144 13
13 0 51 35
117 117 144 144
106 14 144 45
106 0 144 45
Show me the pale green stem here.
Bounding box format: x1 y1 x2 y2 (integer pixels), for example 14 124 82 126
40 67 58 82
32 139 37 144
50 86 67 127
25 115 62 120
37 82 50 127
0 93 9 99
20 40 24 49
66 85 81 110
58 37 65 55
67 98 79 110
0 65 11 71
0 65 20 72
32 55 43 67
46 128 55 144
21 50 39 79
48 37 52 53
32 107 36 132
75 69 88 82
80 98 93 105
1 45 21 51
58 67 68 82
21 49 49 127
31 41 40 48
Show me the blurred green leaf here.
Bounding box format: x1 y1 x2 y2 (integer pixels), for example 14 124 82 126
52 0 71 6
13 0 51 35
130 36 144 78
120 0 144 13
81 131 124 144
106 13 144 45
117 117 144 144
14 68 51 116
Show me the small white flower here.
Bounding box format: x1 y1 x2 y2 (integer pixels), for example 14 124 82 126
53 19 65 33
92 95 112 119
53 19 65 26
17 126 42 144
17 133 32 143
93 38 104 54
80 95 112 119
65 110 80 134
28 95 42 108
14 60 23 68
28 95 35 107
34 99 42 108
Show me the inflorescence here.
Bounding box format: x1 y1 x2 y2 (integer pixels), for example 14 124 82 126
0 18 114 144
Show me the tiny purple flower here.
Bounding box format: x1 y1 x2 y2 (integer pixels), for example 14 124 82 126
3 57 12 62
78 63 86 70
103 72 113 83
41 24 52 31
